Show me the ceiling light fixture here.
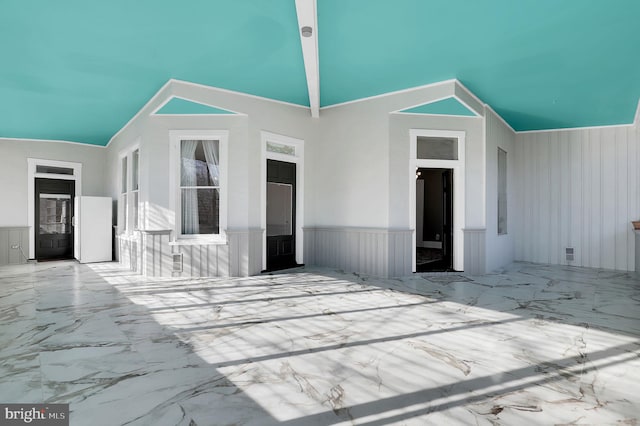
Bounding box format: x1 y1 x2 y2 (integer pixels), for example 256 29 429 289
301 26 313 37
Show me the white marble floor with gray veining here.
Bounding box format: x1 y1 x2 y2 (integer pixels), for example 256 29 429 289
0 261 638 425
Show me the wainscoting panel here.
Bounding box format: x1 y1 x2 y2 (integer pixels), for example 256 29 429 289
388 230 413 277
141 230 172 277
224 229 261 277
304 227 413 277
463 228 487 275
0 227 29 266
248 228 264 275
116 234 141 273
175 243 229 277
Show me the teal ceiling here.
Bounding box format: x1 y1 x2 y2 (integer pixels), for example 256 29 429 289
399 97 477 117
0 0 306 145
1 0 639 145
155 98 237 115
319 0 640 131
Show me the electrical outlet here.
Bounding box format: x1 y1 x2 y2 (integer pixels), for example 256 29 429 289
11 244 19 249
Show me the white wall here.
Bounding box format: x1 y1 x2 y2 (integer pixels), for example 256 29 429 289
105 81 318 275
310 80 485 231
514 124 640 271
102 77 640 276
0 139 107 227
105 81 318 234
311 104 391 227
485 108 516 271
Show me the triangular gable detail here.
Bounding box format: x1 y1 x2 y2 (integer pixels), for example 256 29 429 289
154 97 237 115
399 97 477 116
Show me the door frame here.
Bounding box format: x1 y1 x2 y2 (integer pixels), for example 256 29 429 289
35 178 76 260
27 158 82 259
410 129 465 272
260 131 304 271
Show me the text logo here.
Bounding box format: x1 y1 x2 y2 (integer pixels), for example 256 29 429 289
0 404 68 426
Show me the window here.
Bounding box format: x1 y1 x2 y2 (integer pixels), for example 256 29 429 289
118 147 140 234
180 140 220 235
36 165 74 175
266 141 296 156
417 136 458 160
498 148 507 235
131 149 139 230
170 131 228 242
119 156 128 232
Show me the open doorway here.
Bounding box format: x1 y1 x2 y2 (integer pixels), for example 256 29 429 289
415 168 453 272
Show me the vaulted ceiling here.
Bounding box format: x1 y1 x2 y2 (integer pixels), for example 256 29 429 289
1 0 638 146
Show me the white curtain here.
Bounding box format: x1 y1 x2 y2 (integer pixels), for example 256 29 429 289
181 140 199 234
202 140 219 185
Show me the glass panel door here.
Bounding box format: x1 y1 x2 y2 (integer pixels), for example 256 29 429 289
39 193 71 235
266 183 293 236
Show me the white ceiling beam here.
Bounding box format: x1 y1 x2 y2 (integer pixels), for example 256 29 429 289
295 0 320 118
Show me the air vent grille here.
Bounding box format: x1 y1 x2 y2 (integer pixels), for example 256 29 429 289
172 253 183 272
565 247 574 262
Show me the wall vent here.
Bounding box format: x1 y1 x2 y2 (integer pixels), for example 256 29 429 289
565 247 574 262
172 253 183 272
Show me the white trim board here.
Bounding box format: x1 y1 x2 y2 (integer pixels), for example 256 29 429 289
392 112 482 119
389 94 482 118
295 0 320 118
106 79 173 148
171 79 310 110
454 96 484 118
454 80 486 116
484 105 516 134
516 122 635 134
149 95 247 116
322 79 457 111
151 114 240 118
0 137 107 148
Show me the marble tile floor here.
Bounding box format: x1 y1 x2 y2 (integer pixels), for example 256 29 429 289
0 260 638 425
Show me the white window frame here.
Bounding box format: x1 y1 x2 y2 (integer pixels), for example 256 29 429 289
169 130 229 244
118 153 128 234
410 129 465 272
131 147 140 231
497 147 508 236
27 158 82 259
261 131 305 270
118 142 140 235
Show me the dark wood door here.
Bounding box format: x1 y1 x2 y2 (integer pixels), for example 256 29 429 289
266 160 296 271
441 169 454 269
35 178 75 260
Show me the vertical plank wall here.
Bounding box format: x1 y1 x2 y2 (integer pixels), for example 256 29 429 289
0 227 29 266
484 109 516 272
515 124 639 270
304 227 413 277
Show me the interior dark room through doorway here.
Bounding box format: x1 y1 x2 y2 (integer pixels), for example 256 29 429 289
416 168 454 272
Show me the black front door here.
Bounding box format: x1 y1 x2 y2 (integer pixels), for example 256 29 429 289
266 160 296 271
35 178 75 261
